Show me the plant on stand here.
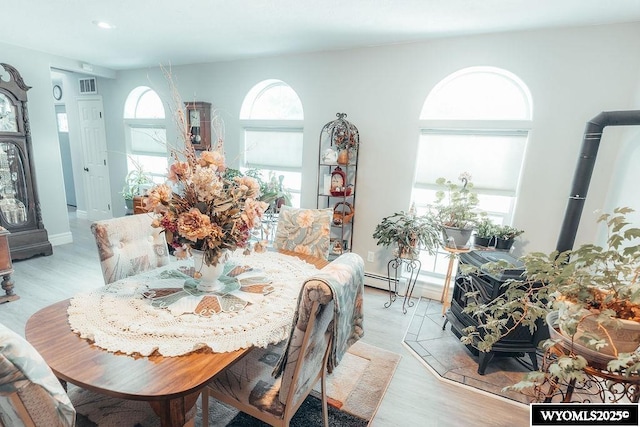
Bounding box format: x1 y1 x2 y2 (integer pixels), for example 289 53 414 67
372 206 441 259
430 172 484 248
460 207 640 401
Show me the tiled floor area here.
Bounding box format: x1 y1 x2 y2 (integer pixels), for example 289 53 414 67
402 297 534 405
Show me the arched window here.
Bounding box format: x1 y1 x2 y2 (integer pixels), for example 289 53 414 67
412 66 532 279
239 80 304 207
123 86 167 180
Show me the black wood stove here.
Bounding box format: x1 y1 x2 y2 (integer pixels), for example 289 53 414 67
444 250 549 375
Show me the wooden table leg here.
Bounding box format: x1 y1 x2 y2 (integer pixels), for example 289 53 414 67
149 391 200 427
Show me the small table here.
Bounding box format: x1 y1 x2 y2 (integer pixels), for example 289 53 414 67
384 256 421 314
440 246 471 315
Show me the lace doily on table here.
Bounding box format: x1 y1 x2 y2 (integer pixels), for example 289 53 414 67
67 250 320 357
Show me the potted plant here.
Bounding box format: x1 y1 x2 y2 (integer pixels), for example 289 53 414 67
460 207 640 400
474 217 498 248
494 225 524 250
121 160 153 210
372 207 441 259
430 172 484 248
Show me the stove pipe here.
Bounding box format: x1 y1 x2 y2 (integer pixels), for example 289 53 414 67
556 110 640 253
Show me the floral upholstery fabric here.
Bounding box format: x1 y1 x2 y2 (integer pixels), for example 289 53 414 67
0 323 76 427
273 206 332 259
274 253 364 384
205 252 363 419
90 214 169 284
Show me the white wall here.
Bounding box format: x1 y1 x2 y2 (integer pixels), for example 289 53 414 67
3 22 640 281
104 23 640 281
0 43 72 246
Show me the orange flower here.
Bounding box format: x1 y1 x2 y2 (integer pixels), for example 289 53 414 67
145 184 173 213
168 161 191 182
177 208 214 242
199 150 226 170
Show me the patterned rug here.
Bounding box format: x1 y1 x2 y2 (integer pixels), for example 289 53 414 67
402 297 534 405
72 340 400 426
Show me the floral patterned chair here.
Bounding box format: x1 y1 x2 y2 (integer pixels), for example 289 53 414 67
201 252 364 427
273 206 332 260
0 323 183 427
90 214 169 284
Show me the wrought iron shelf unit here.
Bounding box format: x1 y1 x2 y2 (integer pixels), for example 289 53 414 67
316 113 359 260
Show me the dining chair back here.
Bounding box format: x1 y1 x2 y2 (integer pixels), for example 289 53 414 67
90 214 169 284
202 252 365 427
0 323 76 427
273 206 332 259
1 323 195 427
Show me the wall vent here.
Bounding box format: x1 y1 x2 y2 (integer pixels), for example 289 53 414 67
78 77 97 94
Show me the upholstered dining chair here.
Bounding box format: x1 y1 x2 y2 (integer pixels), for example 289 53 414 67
90 214 169 284
0 323 184 427
201 252 365 427
273 206 332 260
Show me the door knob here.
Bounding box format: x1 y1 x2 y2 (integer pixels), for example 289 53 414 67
84 167 89 172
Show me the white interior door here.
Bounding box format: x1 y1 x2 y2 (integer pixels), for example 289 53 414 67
78 98 112 221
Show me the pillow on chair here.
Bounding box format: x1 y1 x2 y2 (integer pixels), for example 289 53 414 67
0 323 180 427
91 214 169 284
0 324 76 426
273 206 332 259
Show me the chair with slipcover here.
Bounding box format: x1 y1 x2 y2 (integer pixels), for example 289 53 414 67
0 323 185 427
90 214 169 284
273 206 332 260
201 252 365 427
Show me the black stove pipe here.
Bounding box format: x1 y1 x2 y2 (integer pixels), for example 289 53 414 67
556 110 640 253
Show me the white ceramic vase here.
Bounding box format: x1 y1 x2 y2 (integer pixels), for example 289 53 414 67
192 249 229 292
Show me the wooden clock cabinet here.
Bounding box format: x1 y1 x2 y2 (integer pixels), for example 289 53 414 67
0 63 52 260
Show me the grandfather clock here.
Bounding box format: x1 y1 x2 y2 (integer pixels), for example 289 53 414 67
0 63 52 260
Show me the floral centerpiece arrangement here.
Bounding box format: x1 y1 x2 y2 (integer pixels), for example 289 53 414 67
144 89 267 284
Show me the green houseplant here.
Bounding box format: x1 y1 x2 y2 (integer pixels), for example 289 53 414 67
494 225 524 250
474 217 498 247
373 207 441 259
431 172 484 248
121 160 154 209
460 207 640 400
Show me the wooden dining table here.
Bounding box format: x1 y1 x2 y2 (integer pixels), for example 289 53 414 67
24 250 327 427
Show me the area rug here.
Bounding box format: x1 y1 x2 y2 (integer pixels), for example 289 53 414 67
72 340 400 426
402 297 534 405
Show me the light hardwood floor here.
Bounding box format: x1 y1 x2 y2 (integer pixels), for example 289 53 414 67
1 209 530 426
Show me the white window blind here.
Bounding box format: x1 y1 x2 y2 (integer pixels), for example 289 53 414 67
414 130 527 196
129 126 167 154
244 130 303 169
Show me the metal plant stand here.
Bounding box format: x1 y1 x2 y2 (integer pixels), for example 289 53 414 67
384 256 421 314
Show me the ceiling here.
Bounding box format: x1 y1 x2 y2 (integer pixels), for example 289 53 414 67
4 0 640 71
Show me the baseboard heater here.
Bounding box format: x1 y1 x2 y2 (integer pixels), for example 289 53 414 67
365 271 402 291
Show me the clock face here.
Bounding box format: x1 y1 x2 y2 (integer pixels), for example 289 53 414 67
52 85 62 101
331 172 345 189
0 94 17 132
189 109 200 127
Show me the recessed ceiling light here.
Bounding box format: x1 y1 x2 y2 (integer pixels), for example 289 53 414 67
92 20 116 30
